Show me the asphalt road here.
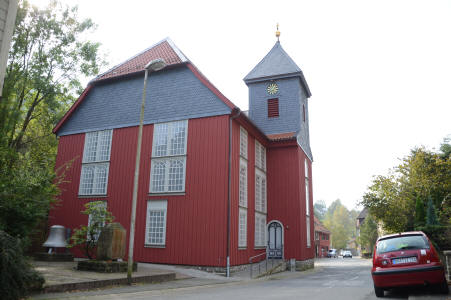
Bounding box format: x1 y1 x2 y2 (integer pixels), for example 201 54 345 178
33 257 449 300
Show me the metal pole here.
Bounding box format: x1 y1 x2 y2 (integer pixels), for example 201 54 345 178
127 68 149 284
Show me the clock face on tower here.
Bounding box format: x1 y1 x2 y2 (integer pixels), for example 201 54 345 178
267 82 279 95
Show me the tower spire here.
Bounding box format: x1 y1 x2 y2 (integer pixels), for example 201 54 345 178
276 23 280 42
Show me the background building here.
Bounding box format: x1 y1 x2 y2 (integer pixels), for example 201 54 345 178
314 216 330 258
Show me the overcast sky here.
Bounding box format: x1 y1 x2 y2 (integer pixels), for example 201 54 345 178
33 0 451 211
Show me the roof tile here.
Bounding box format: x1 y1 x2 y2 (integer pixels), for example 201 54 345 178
95 39 186 81
267 132 296 141
314 216 331 234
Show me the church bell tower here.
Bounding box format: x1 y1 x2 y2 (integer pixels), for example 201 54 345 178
243 29 313 159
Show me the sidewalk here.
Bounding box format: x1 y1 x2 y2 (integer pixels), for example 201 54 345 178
31 260 239 299
32 260 178 294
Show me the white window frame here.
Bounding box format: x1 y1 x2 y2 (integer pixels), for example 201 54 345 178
145 200 168 246
255 140 266 171
239 157 247 208
255 169 267 213
239 208 247 248
79 130 113 196
240 126 248 159
255 212 266 247
150 120 188 193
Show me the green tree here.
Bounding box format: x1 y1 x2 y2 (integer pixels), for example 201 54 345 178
323 200 355 249
358 214 378 253
0 0 103 242
314 199 327 221
361 143 451 233
68 201 114 259
415 196 426 227
426 197 439 226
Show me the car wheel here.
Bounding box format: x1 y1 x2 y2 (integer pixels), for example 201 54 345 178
438 278 449 294
374 286 384 297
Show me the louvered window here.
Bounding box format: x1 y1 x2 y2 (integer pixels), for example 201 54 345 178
268 98 279 118
79 130 112 196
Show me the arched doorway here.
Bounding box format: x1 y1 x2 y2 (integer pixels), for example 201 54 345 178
267 221 283 259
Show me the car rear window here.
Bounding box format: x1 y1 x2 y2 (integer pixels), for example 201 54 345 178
376 235 429 254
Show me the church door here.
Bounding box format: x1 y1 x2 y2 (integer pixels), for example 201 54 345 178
267 221 283 259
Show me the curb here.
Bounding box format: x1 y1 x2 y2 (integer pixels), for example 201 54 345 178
42 272 176 293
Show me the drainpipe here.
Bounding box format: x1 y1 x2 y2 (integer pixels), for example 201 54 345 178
227 108 241 277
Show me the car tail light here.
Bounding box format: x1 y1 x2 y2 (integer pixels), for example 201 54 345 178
428 247 441 263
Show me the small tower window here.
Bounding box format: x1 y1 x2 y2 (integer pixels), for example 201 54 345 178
267 98 279 118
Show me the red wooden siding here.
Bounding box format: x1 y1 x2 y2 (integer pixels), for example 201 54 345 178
51 115 230 266
50 113 314 267
266 145 314 261
134 115 229 266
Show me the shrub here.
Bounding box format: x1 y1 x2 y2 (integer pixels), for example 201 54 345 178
0 230 44 300
416 224 451 251
68 201 114 259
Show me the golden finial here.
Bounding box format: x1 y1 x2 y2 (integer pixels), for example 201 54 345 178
276 23 280 41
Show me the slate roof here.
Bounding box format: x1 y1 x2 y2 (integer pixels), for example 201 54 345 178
314 216 331 234
357 208 368 220
243 41 312 97
54 37 304 144
94 38 188 82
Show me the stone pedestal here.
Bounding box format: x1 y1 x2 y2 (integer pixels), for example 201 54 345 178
97 223 126 261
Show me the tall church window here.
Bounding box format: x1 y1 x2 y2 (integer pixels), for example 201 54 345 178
150 120 188 193
238 127 248 248
79 130 113 196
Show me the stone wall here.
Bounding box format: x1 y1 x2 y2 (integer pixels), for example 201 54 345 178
295 258 314 271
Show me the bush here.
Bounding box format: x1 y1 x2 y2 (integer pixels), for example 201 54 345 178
68 201 114 259
0 230 44 300
416 225 451 251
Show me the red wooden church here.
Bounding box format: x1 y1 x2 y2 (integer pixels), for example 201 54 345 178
50 36 315 272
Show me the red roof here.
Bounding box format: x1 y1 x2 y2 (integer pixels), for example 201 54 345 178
314 216 331 234
95 38 187 82
267 132 296 141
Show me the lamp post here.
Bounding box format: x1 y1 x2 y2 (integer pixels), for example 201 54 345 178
128 58 166 284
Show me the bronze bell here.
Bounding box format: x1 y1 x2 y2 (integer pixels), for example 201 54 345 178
43 225 67 253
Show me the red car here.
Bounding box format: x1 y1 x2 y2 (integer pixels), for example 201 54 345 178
371 231 449 297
